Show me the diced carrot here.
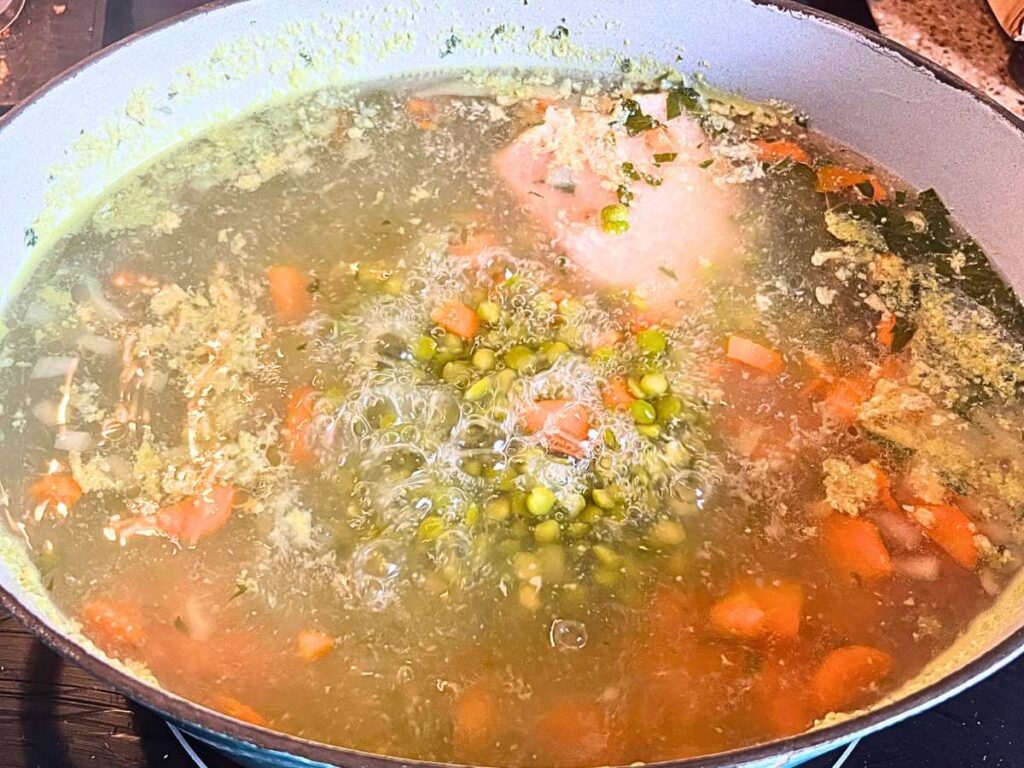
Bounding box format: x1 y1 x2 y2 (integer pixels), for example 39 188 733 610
602 376 636 411
152 485 236 546
865 461 900 514
285 385 318 465
210 694 269 727
431 299 480 339
822 514 894 581
754 139 811 166
296 630 335 661
876 312 896 348
816 165 887 202
753 659 814 737
449 230 499 257
523 400 591 458
28 472 83 511
534 701 610 767
266 264 313 323
81 598 146 650
709 581 803 640
725 335 784 374
453 683 500 760
811 645 893 713
820 376 871 423
913 504 979 569
407 97 436 117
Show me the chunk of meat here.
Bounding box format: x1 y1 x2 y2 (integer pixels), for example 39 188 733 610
493 94 736 316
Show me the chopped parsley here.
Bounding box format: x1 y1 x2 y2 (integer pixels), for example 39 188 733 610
653 152 678 165
440 34 461 58
621 99 660 136
666 87 701 120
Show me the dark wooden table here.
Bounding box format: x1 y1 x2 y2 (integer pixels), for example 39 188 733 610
2 1 1024 766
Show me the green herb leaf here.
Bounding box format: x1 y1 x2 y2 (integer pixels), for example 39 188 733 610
621 99 659 136
229 583 248 602
666 87 701 120
698 158 714 169
549 24 569 40
440 34 461 58
653 152 678 164
24 228 38 248
890 315 916 353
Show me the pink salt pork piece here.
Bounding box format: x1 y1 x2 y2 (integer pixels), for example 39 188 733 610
493 93 737 318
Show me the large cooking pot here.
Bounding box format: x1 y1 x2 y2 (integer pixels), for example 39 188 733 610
1 1 1024 766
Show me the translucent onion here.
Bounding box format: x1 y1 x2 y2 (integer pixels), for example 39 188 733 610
30 356 79 380
76 333 119 357
54 430 93 452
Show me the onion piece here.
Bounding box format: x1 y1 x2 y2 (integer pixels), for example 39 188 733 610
54 430 93 452
979 568 1001 597
32 400 60 427
76 333 119 357
81 277 125 323
30 356 79 380
894 555 941 582
142 369 168 393
870 508 922 552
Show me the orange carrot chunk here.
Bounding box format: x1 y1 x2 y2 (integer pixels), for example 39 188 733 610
754 139 811 166
296 630 335 661
28 472 83 511
80 598 146 650
453 684 500 760
876 312 896 348
709 581 803 640
602 376 636 411
210 694 269 727
285 385 319 465
267 264 313 323
449 230 499 258
812 645 894 713
534 701 610 768
431 300 480 339
913 504 979 569
820 376 871 424
155 485 236 546
523 400 591 458
822 514 894 581
725 335 784 374
816 165 887 202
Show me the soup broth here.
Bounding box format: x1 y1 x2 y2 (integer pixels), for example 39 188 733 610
2 73 1024 767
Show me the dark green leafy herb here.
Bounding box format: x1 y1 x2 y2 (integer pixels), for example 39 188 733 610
890 315 916 353
666 87 701 120
653 152 678 164
306 277 320 294
552 181 576 194
621 99 660 136
229 583 248 602
698 158 714 169
440 34 461 58
490 24 507 40
298 51 313 67
795 114 809 128
549 24 569 40
616 185 633 206
619 58 634 73
24 228 38 247
658 265 679 280
894 190 907 205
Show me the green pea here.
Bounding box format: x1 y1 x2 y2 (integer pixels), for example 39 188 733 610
592 544 621 567
655 395 683 422
412 335 437 361
471 348 497 371
626 377 646 399
477 300 502 324
533 519 561 543
527 486 557 517
600 204 630 235
566 521 591 539
439 332 464 354
637 424 661 438
485 496 512 521
630 400 657 425
464 376 492 402
443 361 473 387
384 274 405 295
512 551 541 580
493 368 517 393
563 493 587 518
464 503 480 525
637 328 667 355
580 504 603 523
603 428 619 450
505 345 536 373
463 459 483 477
648 519 687 547
418 515 445 540
591 347 615 364
542 341 570 364
640 372 669 397
591 487 617 510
